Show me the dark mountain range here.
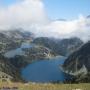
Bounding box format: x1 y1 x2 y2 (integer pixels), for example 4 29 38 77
62 41 90 82
33 37 83 56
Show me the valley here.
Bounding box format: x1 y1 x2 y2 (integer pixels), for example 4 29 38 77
0 29 89 86
0 0 90 89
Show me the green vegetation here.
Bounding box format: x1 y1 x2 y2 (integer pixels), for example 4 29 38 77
0 82 90 90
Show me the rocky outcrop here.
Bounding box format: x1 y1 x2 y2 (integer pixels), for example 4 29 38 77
62 41 90 82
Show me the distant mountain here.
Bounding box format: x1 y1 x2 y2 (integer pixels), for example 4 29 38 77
0 29 83 56
0 29 34 53
0 29 34 40
54 19 67 21
87 15 90 18
33 37 83 56
62 41 90 82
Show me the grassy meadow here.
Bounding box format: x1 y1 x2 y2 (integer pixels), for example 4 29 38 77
0 82 90 90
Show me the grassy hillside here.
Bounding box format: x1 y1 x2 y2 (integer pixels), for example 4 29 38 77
0 82 90 90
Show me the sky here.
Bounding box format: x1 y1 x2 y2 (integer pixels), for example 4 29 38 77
0 0 90 42
43 0 90 20
1 0 90 20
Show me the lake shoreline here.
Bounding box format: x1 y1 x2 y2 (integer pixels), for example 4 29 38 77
21 56 72 83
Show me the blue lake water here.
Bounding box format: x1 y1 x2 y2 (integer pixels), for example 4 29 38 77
4 43 35 58
22 57 71 83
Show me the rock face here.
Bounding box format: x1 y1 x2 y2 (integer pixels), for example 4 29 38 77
33 37 83 56
63 41 90 82
0 54 23 82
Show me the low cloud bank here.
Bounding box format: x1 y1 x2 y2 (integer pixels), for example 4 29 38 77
0 0 90 42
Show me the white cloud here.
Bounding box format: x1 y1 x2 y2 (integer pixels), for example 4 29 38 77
0 0 90 42
30 15 90 42
0 0 48 29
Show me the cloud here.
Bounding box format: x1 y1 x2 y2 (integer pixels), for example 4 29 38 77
0 0 90 42
0 0 48 29
30 15 90 42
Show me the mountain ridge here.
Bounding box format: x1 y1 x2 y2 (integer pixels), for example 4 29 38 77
62 41 90 82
